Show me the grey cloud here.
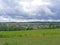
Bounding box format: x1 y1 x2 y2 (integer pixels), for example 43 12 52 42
0 0 60 22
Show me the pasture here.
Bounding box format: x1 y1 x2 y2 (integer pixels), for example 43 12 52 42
0 29 60 45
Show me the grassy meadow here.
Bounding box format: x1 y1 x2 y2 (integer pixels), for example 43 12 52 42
0 29 60 45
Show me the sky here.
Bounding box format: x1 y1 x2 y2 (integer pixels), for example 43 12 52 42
0 0 60 22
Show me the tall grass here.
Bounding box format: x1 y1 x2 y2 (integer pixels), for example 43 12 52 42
0 29 60 38
0 29 60 45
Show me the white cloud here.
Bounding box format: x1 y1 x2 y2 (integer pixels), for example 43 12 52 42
18 0 52 14
0 0 5 10
42 6 55 15
0 15 60 22
0 0 60 22
0 16 28 22
0 16 9 22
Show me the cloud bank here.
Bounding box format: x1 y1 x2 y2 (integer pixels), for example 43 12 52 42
0 0 60 22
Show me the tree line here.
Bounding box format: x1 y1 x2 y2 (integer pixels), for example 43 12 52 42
0 22 60 31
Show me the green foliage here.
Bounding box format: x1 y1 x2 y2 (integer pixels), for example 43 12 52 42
4 42 9 45
0 29 60 45
0 22 60 31
0 29 59 38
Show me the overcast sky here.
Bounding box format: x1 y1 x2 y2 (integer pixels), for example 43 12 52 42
0 0 60 22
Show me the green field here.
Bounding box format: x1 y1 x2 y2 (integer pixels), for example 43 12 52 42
0 29 60 45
